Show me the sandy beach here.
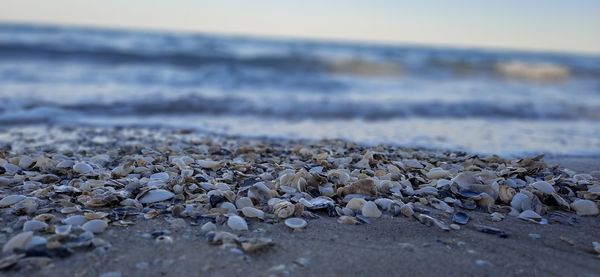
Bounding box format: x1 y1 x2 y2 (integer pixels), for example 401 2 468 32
0 126 599 276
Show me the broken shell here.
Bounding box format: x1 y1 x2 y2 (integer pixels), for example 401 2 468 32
55 225 72 235
138 189 175 204
400 204 414 217
452 212 469 225
490 212 505 222
430 198 454 213
241 207 265 219
0 195 26 207
82 219 108 233
241 238 274 253
337 216 359 225
227 215 248 231
73 162 93 174
498 185 516 204
22 220 48 232
284 218 307 229
2 231 33 253
570 199 599 216
273 201 295 219
337 179 377 196
346 198 367 210
361 201 382 218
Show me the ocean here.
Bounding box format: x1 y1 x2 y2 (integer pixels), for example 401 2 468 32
1 23 599 156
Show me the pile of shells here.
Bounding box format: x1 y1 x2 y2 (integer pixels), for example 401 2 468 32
0 127 599 269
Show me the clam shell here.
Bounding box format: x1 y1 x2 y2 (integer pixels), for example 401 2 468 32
361 201 382 218
284 218 307 229
570 199 599 216
430 198 454 213
200 222 216 233
452 212 469 225
498 185 516 204
337 216 359 225
55 225 72 235
517 210 542 221
227 215 248 231
72 162 93 174
273 201 295 219
510 192 532 212
196 159 222 169
426 167 450 179
346 198 366 210
400 204 414 217
150 172 170 182
241 207 265 219
2 231 33 253
138 189 175 204
22 220 48 232
0 195 26 207
82 219 108 233
530 181 555 194
235 197 254 209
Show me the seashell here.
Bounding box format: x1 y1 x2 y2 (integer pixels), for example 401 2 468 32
248 182 272 203
498 185 516 204
82 219 108 233
63 215 87 226
452 212 469 225
299 196 335 210
346 198 367 210
337 179 377 197
60 206 81 214
18 156 35 169
2 163 20 174
56 160 75 168
200 222 216 233
0 195 26 207
593 242 600 254
22 220 48 232
84 212 109 220
510 192 531 212
150 172 170 182
430 198 454 213
570 199 599 216
361 201 382 218
138 189 175 204
337 215 359 225
426 167 450 179
416 214 449 231
241 238 274 253
155 235 173 244
219 202 237 213
197 159 222 169
206 231 239 245
400 204 414 217
529 181 555 194
2 231 33 253
374 198 394 211
72 162 93 174
490 212 505 222
33 214 56 223
55 225 72 235
235 197 254 209
24 236 47 250
517 210 542 221
474 192 495 207
241 207 265 219
284 218 307 229
273 201 295 219
227 215 248 231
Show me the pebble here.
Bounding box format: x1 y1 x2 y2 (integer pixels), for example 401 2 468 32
82 220 108 233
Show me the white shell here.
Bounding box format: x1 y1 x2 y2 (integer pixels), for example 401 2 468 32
241 207 265 219
196 159 222 169
18 156 35 169
200 222 216 233
55 225 72 235
227 215 248 231
426 167 450 179
138 189 175 204
24 236 47 250
361 201 382 218
530 181 555 194
510 192 531 212
517 210 541 220
73 162 93 174
63 215 88 226
570 199 599 216
82 219 108 233
0 195 26 207
22 220 48 232
2 231 33 253
284 218 307 229
150 172 170 182
346 198 366 210
235 197 254 209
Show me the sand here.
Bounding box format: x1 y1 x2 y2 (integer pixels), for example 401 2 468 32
0 127 599 277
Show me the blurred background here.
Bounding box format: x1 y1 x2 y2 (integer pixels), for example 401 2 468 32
0 0 599 156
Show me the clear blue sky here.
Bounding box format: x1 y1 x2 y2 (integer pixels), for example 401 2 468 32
1 0 599 53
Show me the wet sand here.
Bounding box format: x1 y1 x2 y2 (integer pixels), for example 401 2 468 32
0 127 599 277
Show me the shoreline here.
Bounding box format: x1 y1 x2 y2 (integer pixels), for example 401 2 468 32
0 126 599 276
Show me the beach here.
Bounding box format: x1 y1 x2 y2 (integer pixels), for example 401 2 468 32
0 126 599 276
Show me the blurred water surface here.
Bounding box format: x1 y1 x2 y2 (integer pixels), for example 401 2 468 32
1 23 599 156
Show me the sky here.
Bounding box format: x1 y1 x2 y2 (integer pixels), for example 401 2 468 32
1 0 599 54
